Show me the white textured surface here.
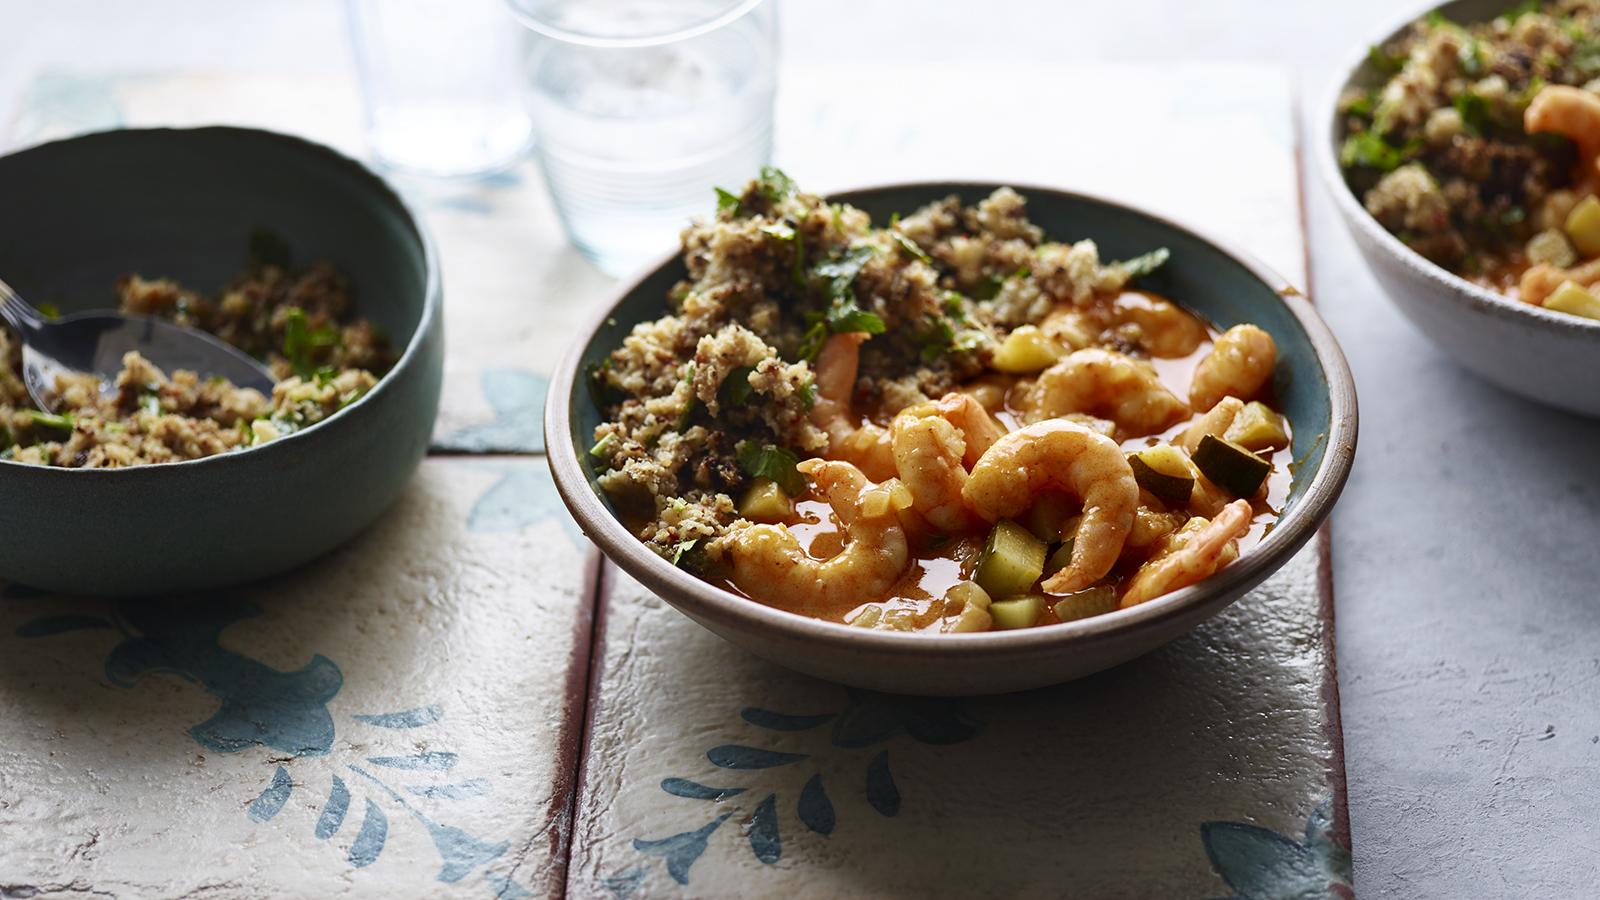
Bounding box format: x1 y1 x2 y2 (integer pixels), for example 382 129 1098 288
572 549 1335 899
0 459 590 897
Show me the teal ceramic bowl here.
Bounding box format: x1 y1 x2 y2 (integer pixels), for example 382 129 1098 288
0 127 443 596
548 182 1356 694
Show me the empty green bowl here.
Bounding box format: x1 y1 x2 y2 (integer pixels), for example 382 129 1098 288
0 127 443 596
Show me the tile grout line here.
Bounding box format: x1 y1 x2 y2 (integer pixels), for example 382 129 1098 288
552 552 614 899
1290 75 1354 857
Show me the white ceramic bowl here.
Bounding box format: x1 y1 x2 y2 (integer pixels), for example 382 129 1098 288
1320 0 1600 417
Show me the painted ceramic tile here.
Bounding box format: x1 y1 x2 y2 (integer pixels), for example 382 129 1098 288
0 459 592 898
565 62 1348 897
572 553 1350 898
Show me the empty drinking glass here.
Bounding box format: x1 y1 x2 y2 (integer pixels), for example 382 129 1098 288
348 0 533 177
508 0 778 275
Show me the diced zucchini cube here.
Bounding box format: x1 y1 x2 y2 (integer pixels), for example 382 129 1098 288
1130 444 1196 506
1192 434 1271 498
1223 401 1290 452
989 595 1044 630
990 325 1064 374
1565 195 1600 258
1025 492 1075 543
738 477 793 521
1052 586 1119 622
1544 280 1600 320
974 520 1048 598
1042 539 1076 579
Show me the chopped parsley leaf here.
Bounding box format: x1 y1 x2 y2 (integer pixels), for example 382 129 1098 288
814 245 876 301
736 440 806 495
715 187 742 216
1367 45 1405 77
668 539 699 567
1454 90 1492 136
891 232 933 264
1340 131 1418 172
826 299 886 335
720 366 757 407
283 308 340 379
755 166 797 204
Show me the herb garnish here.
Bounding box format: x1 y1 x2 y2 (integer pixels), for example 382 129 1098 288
1340 131 1419 172
24 410 74 431
1116 247 1171 279
590 432 619 459
826 299 886 336
720 366 757 407
1367 45 1405 77
814 245 876 301
283 307 339 379
755 166 797 204
891 231 933 264
735 440 805 495
1454 90 1492 136
715 187 742 217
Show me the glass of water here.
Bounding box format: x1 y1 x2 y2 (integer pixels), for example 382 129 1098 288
508 0 778 275
347 0 533 178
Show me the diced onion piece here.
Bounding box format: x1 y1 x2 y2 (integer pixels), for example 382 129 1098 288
1527 228 1578 269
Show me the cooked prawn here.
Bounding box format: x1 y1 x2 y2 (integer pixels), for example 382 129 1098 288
1112 292 1208 357
1188 324 1276 412
962 419 1139 593
725 459 910 612
891 412 974 534
1120 499 1252 607
1526 84 1600 184
1521 255 1600 305
1023 348 1190 438
889 393 1002 533
810 332 896 481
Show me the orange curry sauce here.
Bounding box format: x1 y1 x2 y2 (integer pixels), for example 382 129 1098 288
716 291 1293 630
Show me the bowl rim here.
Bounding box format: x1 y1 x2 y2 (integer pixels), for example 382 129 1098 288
1315 0 1600 337
546 179 1358 658
0 124 443 477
